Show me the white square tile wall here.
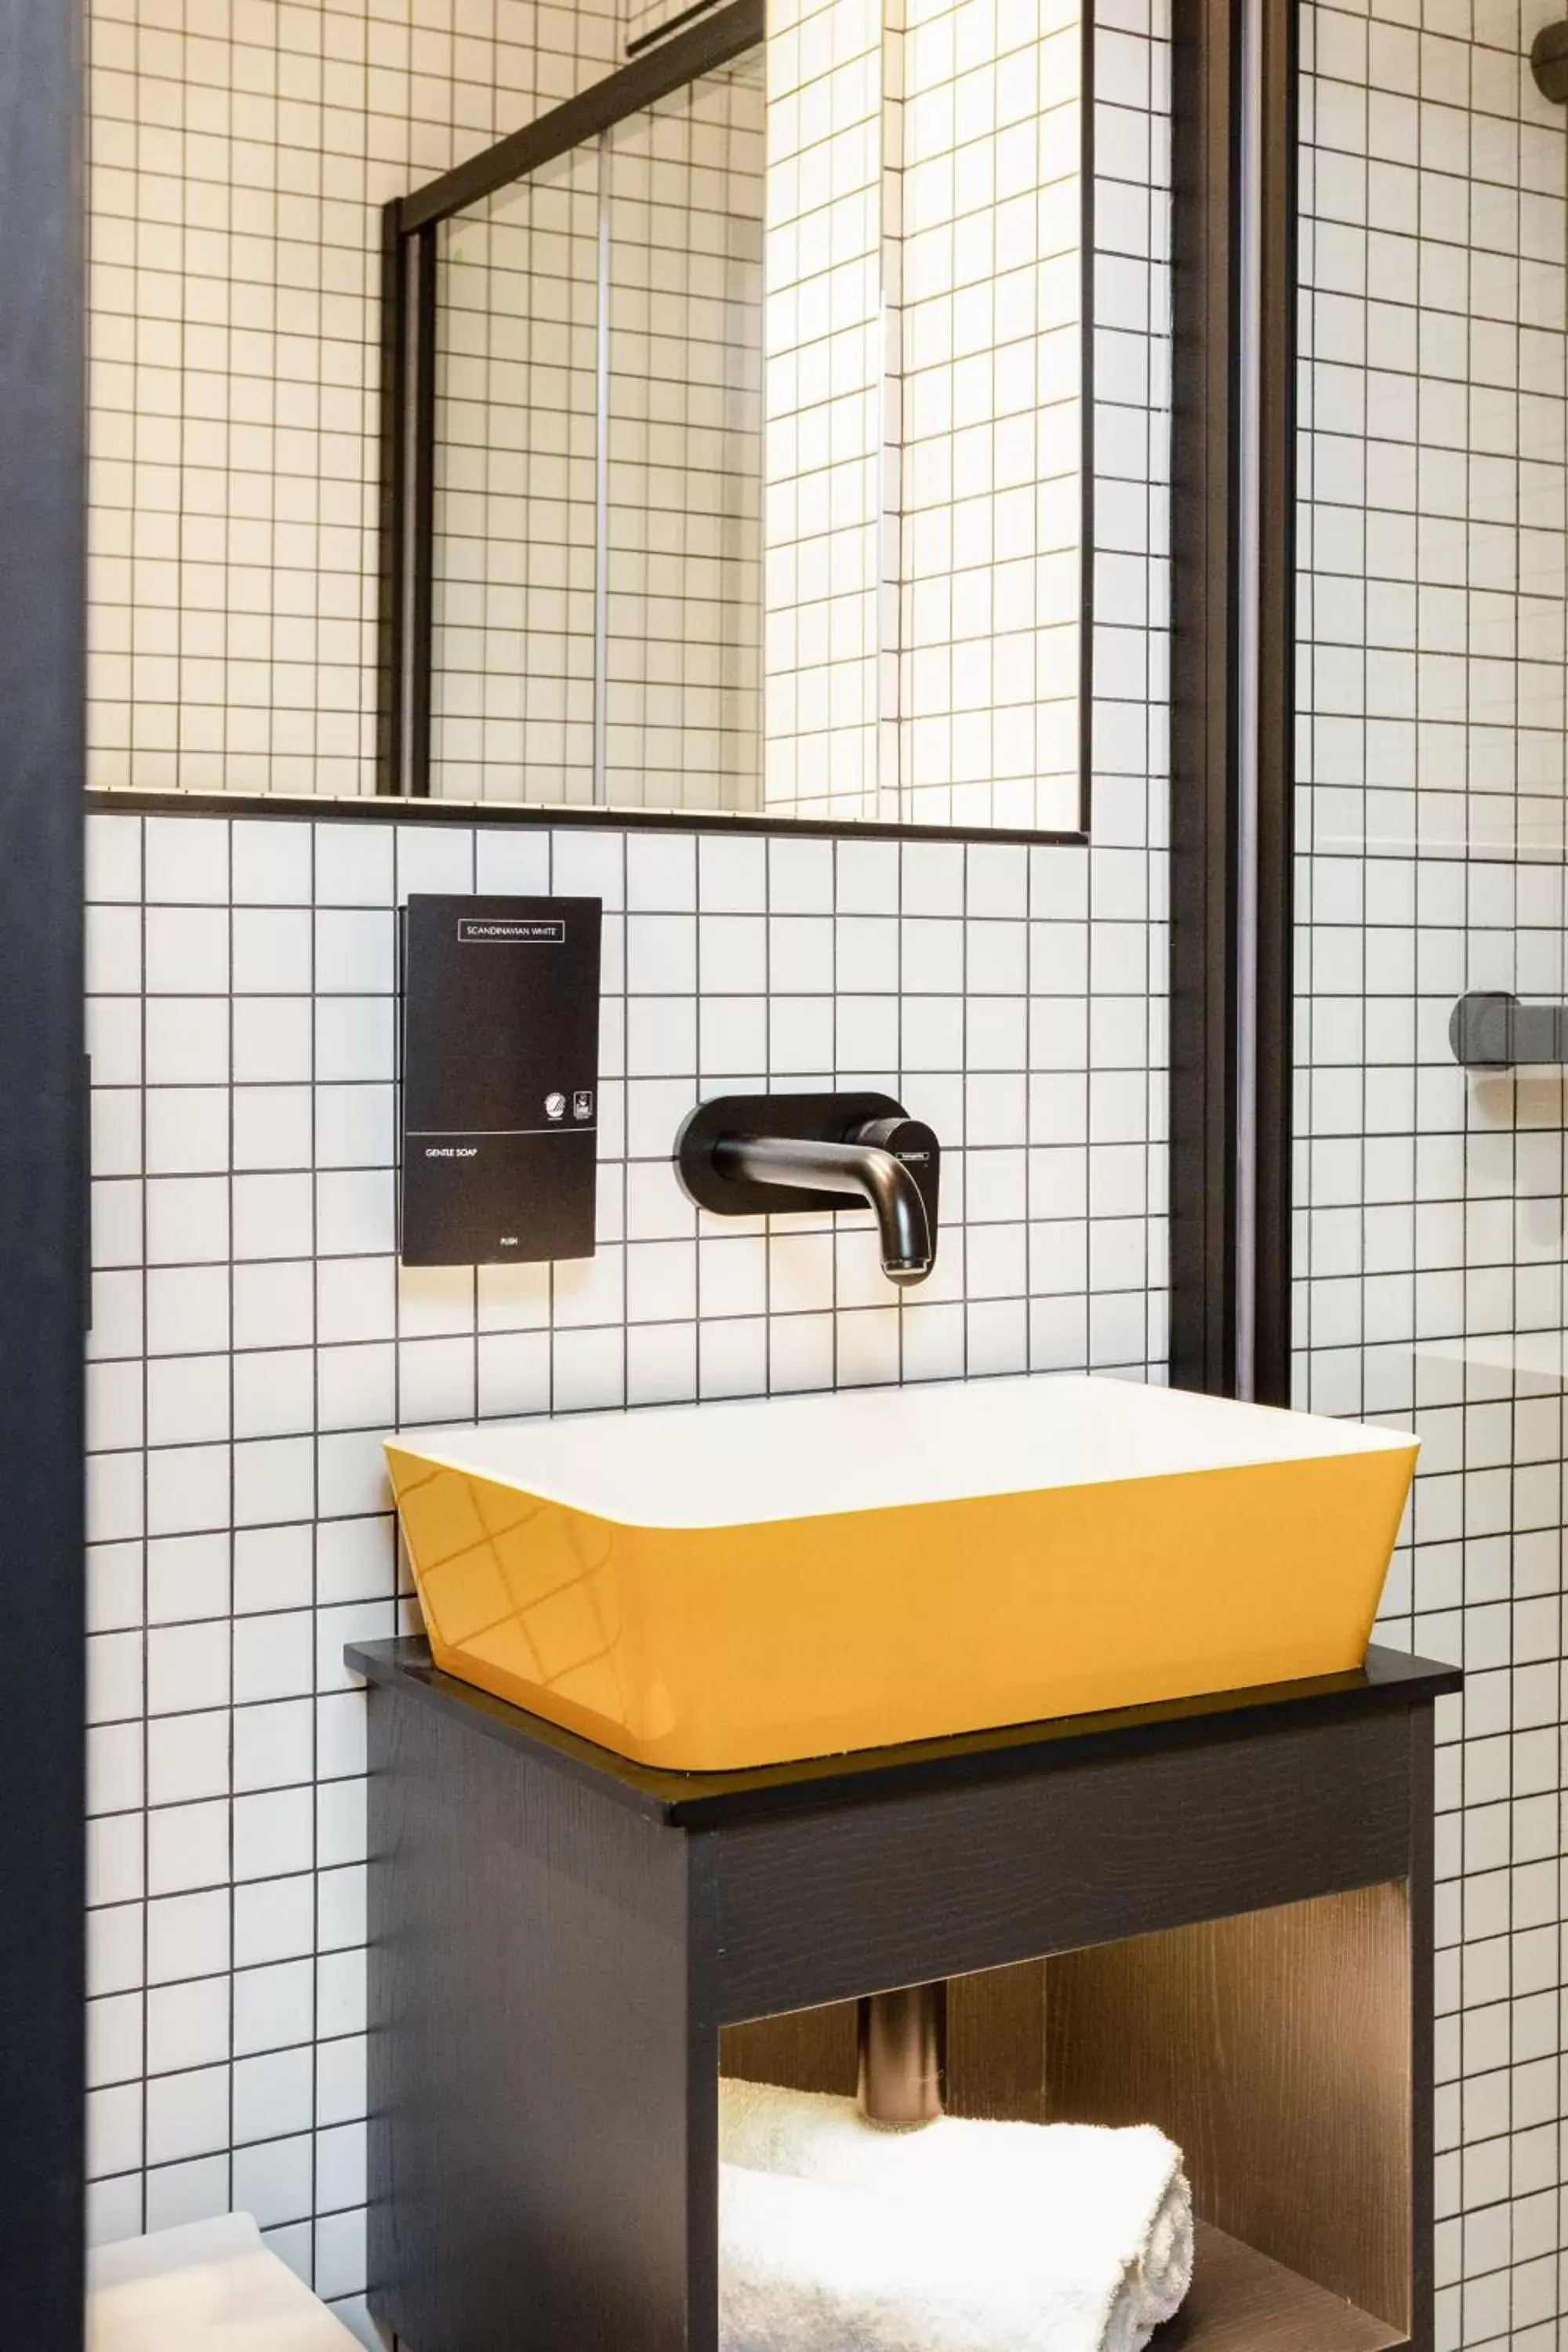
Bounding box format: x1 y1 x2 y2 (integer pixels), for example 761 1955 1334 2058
85 800 1170 2339
1298 2 1568 2344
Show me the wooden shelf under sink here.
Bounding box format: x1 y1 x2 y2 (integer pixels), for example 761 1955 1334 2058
725 1887 1418 2349
1168 2225 1407 2352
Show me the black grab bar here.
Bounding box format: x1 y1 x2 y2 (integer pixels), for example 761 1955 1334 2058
1449 991 1568 1070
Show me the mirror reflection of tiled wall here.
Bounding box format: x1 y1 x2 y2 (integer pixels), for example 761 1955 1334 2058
432 64 766 813
434 0 1102 830
89 0 1142 835
763 0 1096 831
86 0 628 800
434 149 605 809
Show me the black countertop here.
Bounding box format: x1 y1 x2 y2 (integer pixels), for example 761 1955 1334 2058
346 1634 1463 1828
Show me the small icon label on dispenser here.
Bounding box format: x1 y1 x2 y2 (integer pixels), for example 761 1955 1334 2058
545 1092 566 1121
573 1090 594 1121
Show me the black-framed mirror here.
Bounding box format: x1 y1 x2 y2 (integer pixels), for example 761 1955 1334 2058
379 0 1104 840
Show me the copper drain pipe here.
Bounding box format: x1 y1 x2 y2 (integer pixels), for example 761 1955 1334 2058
857 1980 948 2127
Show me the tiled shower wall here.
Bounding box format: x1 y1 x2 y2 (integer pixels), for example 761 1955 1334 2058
83 799 1171 2338
1298 0 1568 2344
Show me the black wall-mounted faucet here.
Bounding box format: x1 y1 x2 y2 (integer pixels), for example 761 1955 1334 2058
676 1092 941 1288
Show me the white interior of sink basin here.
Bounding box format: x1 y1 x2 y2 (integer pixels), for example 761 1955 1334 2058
388 1374 1415 1531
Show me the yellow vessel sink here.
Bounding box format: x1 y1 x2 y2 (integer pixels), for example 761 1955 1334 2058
383 1375 1417 1772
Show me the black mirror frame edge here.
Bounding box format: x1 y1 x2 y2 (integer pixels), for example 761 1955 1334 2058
372 0 1097 845
1 0 88 2340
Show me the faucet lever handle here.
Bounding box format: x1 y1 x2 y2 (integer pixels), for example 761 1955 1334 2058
847 1116 942 1259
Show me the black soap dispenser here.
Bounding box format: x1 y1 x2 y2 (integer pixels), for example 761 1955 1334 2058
399 893 602 1266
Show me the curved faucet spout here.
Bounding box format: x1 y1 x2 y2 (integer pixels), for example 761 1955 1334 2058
675 1094 942 1290
713 1134 933 1286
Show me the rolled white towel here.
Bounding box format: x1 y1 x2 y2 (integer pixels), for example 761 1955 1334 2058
720 2078 1192 2346
722 2160 1155 2352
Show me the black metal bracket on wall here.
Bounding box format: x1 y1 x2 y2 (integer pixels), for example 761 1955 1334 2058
1167 0 1298 1408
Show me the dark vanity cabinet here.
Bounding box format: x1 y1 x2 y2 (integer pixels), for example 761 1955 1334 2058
350 1636 1459 2352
